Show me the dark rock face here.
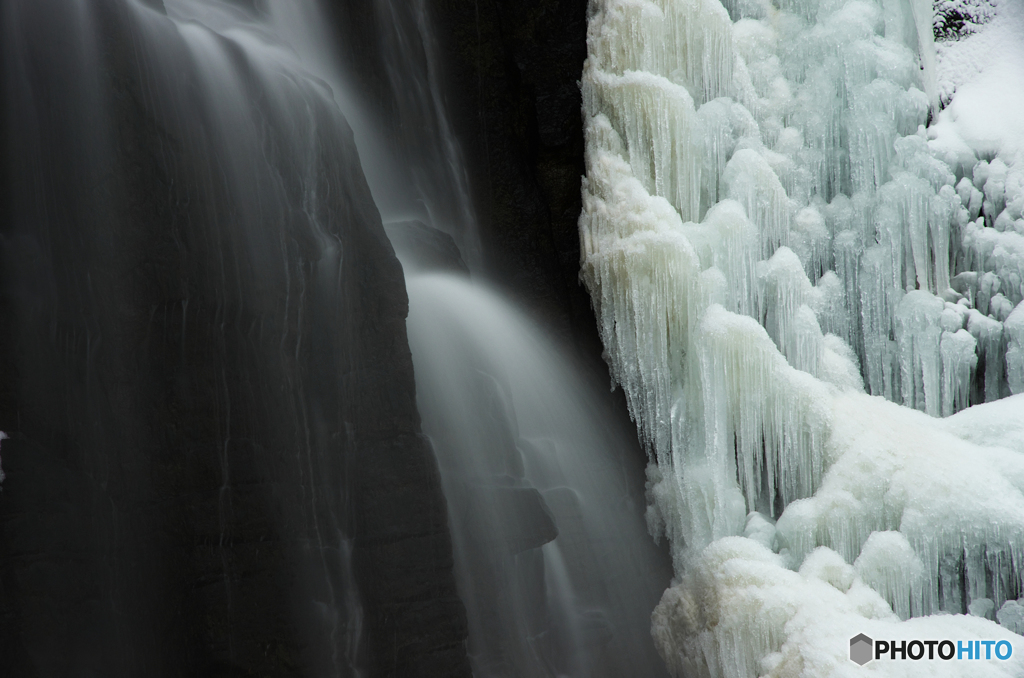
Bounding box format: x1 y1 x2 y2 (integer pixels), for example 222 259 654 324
0 1 469 676
325 0 594 343
420 0 594 340
385 221 471 276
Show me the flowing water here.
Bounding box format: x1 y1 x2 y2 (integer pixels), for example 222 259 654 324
4 0 375 672
3 0 672 674
405 273 671 678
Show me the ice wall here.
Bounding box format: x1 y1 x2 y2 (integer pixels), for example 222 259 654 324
580 0 1024 674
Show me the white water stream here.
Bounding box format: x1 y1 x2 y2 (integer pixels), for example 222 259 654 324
406 273 671 678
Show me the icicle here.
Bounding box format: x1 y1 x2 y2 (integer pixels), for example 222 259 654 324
967 309 1006 402
587 0 734 105
854 531 926 620
722 149 791 257
895 290 944 414
940 328 976 416
580 113 702 455
1005 301 1024 395
583 68 703 221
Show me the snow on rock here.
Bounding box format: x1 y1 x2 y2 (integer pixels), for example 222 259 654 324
998 600 1024 634
581 0 1024 675
775 391 1024 615
931 0 1024 155
653 537 1024 677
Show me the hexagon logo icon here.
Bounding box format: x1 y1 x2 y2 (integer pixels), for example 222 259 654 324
850 634 873 665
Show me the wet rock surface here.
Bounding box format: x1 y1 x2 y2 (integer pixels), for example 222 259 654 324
328 0 596 346
385 221 471 276
0 2 468 676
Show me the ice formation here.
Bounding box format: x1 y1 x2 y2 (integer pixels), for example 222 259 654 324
580 0 1024 674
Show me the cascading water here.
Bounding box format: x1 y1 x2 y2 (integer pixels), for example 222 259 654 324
4 0 677 674
368 0 480 261
353 2 678 674
403 271 672 678
2 0 470 674
580 0 1024 675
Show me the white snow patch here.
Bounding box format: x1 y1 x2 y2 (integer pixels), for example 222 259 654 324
654 537 1024 677
932 0 1024 155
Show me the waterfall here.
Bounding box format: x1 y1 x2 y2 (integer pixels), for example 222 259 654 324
580 0 1024 674
403 272 671 678
1 0 468 674
361 3 677 674
3 0 677 674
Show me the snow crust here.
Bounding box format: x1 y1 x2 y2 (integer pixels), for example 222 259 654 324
653 537 1023 677
932 0 1024 152
580 0 1024 673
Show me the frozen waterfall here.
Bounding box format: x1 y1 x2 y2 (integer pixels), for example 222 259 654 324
580 0 1024 675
